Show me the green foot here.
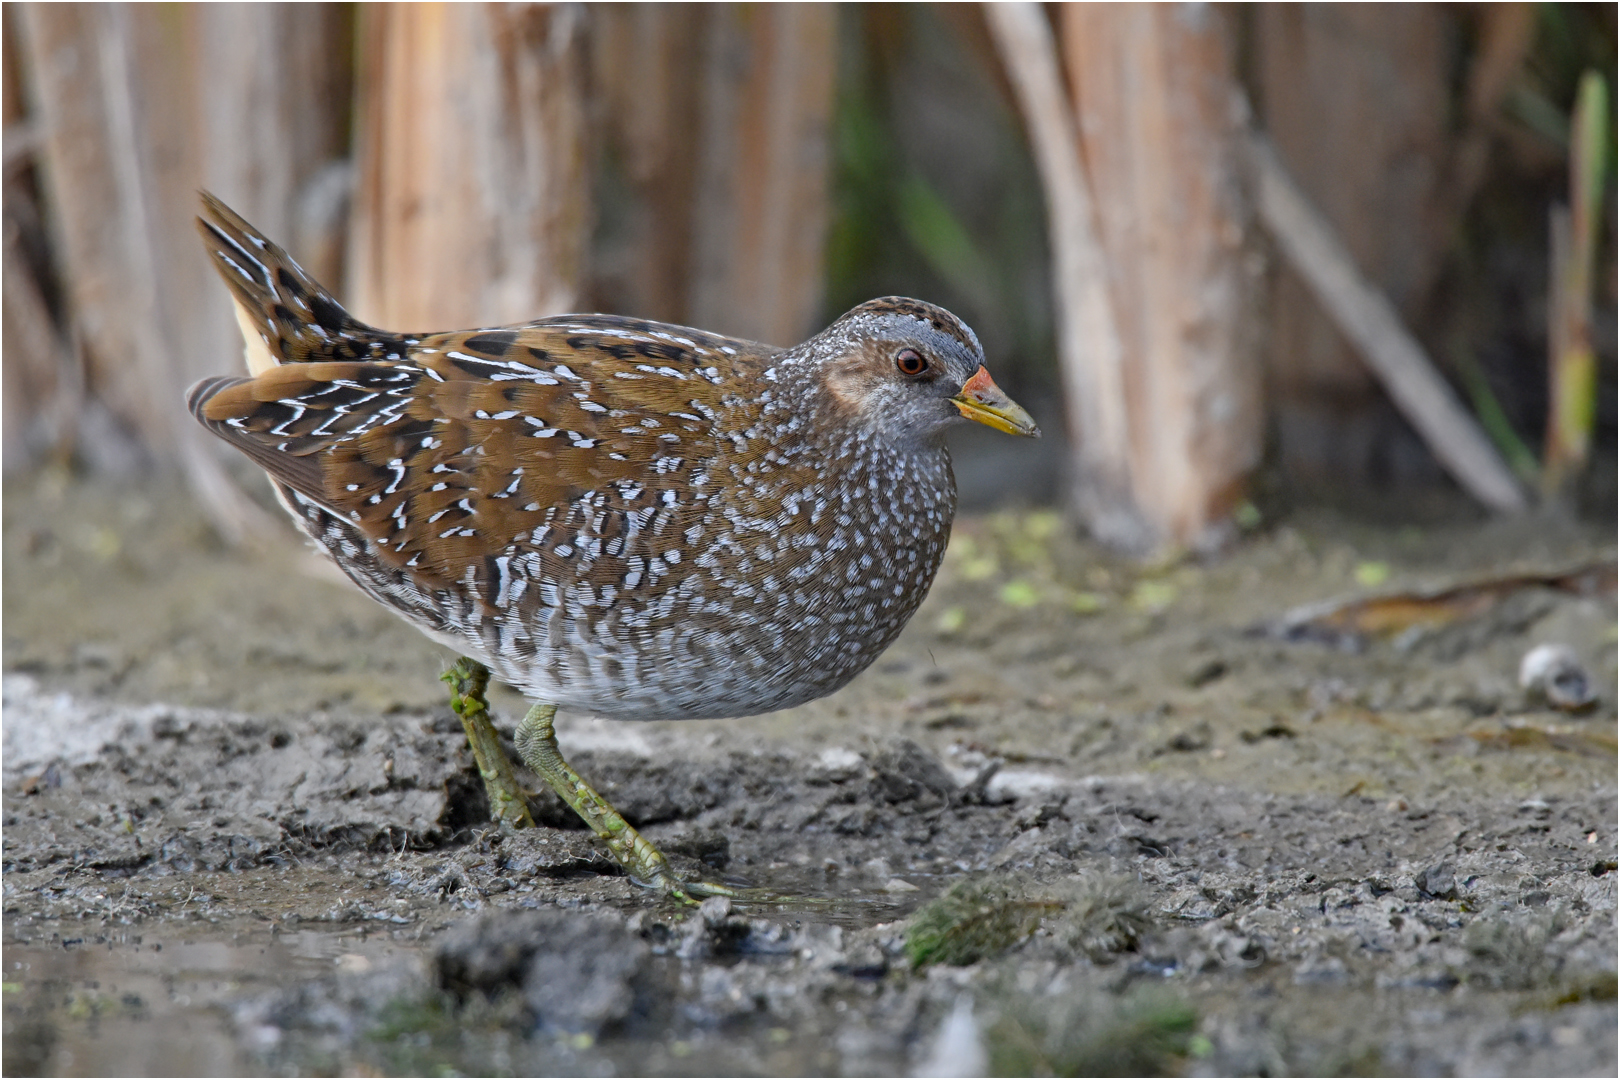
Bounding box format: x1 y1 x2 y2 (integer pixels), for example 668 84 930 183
513 700 735 905
440 659 741 904
442 658 536 829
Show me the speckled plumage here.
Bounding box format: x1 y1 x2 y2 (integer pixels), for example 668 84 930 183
189 194 1036 724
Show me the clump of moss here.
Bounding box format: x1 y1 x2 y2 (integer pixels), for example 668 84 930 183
1051 875 1152 961
905 877 1062 968
905 874 1155 969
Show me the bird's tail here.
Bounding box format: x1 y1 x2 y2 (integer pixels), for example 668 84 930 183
196 191 388 374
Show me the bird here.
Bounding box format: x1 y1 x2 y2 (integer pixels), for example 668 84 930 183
187 192 1039 901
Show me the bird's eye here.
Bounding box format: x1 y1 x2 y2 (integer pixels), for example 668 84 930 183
895 348 928 377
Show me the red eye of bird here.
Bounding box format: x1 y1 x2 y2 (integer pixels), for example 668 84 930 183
895 348 927 377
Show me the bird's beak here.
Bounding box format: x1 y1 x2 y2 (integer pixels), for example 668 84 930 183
950 366 1040 438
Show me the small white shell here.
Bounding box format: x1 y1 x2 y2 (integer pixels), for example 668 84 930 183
1518 643 1596 711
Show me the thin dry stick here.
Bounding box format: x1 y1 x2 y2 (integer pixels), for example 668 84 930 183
1249 132 1527 514
983 2 1148 549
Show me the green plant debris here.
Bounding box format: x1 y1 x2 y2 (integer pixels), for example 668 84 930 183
1070 591 1106 615
1543 70 1608 499
998 580 1040 608
945 533 977 561
1023 510 1064 541
1353 561 1391 588
905 878 1061 968
948 536 1002 582
1128 579 1179 613
960 555 1000 581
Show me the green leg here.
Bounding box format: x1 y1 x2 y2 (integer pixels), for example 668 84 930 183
514 700 733 904
441 657 535 829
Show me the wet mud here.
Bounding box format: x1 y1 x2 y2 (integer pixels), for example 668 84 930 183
3 472 1615 1076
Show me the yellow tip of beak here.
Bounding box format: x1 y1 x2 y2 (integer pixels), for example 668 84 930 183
950 366 1040 438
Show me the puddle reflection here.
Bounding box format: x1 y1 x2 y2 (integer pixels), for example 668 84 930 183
3 925 414 1076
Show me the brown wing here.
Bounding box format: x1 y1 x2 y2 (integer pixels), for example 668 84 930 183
191 316 772 599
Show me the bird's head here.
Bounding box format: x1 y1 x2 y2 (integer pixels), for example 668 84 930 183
804 297 1039 447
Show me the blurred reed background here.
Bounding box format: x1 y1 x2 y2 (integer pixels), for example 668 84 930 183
3 4 1614 555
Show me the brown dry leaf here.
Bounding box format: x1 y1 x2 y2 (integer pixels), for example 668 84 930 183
1468 723 1617 758
1262 560 1615 649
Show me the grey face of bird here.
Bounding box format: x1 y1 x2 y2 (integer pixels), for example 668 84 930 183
809 308 1039 448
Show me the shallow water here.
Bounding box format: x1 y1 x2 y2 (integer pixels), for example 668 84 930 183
4 922 419 1075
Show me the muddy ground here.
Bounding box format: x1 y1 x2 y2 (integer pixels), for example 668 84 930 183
3 470 1615 1077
